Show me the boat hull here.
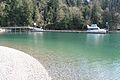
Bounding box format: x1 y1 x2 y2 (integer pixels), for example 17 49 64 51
86 30 107 34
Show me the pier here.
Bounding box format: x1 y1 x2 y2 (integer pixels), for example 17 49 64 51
0 26 83 33
1 26 34 32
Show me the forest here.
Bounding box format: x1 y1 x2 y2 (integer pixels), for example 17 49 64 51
0 0 120 30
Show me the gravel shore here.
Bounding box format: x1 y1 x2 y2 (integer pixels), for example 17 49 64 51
0 46 51 80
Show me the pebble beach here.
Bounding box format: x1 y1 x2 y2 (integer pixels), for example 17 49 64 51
0 46 51 80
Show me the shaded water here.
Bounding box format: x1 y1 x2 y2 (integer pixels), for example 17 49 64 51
0 32 120 80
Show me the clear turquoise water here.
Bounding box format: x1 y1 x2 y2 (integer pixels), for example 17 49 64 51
0 32 120 80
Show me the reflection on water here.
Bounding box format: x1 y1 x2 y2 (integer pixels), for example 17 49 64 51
86 34 106 46
0 32 120 80
32 32 43 45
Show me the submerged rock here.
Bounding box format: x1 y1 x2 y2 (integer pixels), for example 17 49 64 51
0 46 51 80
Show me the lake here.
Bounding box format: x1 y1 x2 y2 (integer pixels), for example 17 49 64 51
0 32 120 80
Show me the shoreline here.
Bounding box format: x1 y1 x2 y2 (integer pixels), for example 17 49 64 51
32 30 85 33
1 26 120 33
31 30 120 33
4 29 120 34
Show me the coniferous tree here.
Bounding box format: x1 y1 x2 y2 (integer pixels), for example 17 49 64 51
0 0 120 30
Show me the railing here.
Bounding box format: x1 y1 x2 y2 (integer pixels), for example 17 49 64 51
1 26 34 29
0 26 34 32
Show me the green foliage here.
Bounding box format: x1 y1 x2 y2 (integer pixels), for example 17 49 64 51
91 2 102 24
0 0 120 30
0 0 35 26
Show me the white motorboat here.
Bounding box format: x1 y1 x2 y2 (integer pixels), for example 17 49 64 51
87 24 107 33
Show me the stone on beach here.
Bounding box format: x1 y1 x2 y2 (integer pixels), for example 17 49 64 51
0 46 51 80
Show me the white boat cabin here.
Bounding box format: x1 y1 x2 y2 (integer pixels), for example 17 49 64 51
87 24 107 33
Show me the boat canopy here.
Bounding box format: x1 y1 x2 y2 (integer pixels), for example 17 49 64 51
87 24 100 29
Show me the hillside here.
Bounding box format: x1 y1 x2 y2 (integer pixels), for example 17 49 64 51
0 0 120 30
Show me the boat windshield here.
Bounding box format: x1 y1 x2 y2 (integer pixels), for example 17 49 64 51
91 24 97 27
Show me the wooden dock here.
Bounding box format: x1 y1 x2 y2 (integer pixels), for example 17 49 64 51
0 27 88 33
1 26 34 32
1 26 83 33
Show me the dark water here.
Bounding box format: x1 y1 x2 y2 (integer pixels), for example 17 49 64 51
0 32 120 80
